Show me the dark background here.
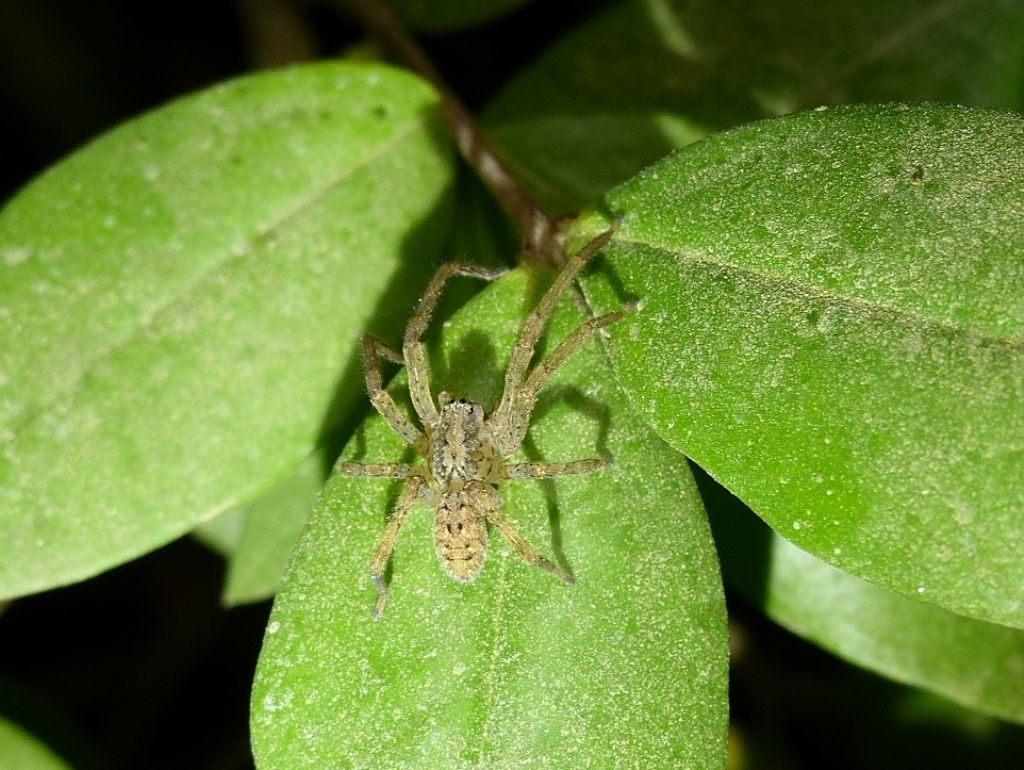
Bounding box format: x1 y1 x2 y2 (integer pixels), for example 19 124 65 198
1 2 1022 769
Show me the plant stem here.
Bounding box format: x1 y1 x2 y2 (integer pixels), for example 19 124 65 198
339 0 564 266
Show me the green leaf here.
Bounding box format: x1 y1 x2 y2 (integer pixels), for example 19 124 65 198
223 449 326 606
251 268 728 769
485 0 1024 210
580 103 1024 628
703 470 1024 725
192 505 248 558
0 717 72 770
0 62 455 600
392 0 534 32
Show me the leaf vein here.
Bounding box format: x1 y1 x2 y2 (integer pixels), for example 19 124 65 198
619 235 1024 347
8 118 431 437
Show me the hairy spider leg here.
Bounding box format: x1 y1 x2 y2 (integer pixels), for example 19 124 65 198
503 459 610 479
494 227 617 433
369 474 429 618
402 263 507 427
482 486 574 584
338 462 421 478
493 301 637 455
362 335 423 448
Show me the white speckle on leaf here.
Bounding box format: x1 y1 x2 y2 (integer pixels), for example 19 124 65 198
267 621 281 634
953 507 974 526
917 586 927 594
452 661 466 676
143 164 161 181
4 247 30 265
262 688 294 714
792 520 804 531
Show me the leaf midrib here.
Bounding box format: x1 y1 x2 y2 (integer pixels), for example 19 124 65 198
619 234 1024 347
7 117 432 438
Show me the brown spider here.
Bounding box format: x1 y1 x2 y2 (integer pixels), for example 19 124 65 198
340 228 633 617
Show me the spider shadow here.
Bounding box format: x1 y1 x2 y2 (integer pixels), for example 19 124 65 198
587 240 643 310
430 328 502 408
519 383 613 579
342 420 420 588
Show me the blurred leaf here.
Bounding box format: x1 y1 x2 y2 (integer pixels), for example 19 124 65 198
704 470 1024 725
192 506 248 557
252 268 728 769
485 0 1024 210
445 166 520 266
0 62 455 600
729 608 1024 770
392 0 535 32
0 717 72 770
223 450 326 606
579 103 1024 627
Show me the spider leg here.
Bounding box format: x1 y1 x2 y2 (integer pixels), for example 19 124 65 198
403 263 507 427
503 459 610 479
485 501 574 584
494 226 617 431
494 302 636 454
370 475 428 618
338 461 421 478
362 334 424 449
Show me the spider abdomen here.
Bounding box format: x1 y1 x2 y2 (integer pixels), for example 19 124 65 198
435 484 491 583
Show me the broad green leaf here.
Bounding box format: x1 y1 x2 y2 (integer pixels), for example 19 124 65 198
0 717 72 770
485 0 1024 210
252 268 728 769
702 470 1024 725
223 449 326 606
0 62 455 600
579 104 1024 628
392 0 534 32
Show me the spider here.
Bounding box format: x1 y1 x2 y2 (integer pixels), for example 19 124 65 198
340 227 633 617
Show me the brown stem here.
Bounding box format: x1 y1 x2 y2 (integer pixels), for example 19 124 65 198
239 0 317 69
339 0 564 266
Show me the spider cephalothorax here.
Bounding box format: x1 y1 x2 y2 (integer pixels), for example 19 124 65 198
340 228 633 616
432 393 494 484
